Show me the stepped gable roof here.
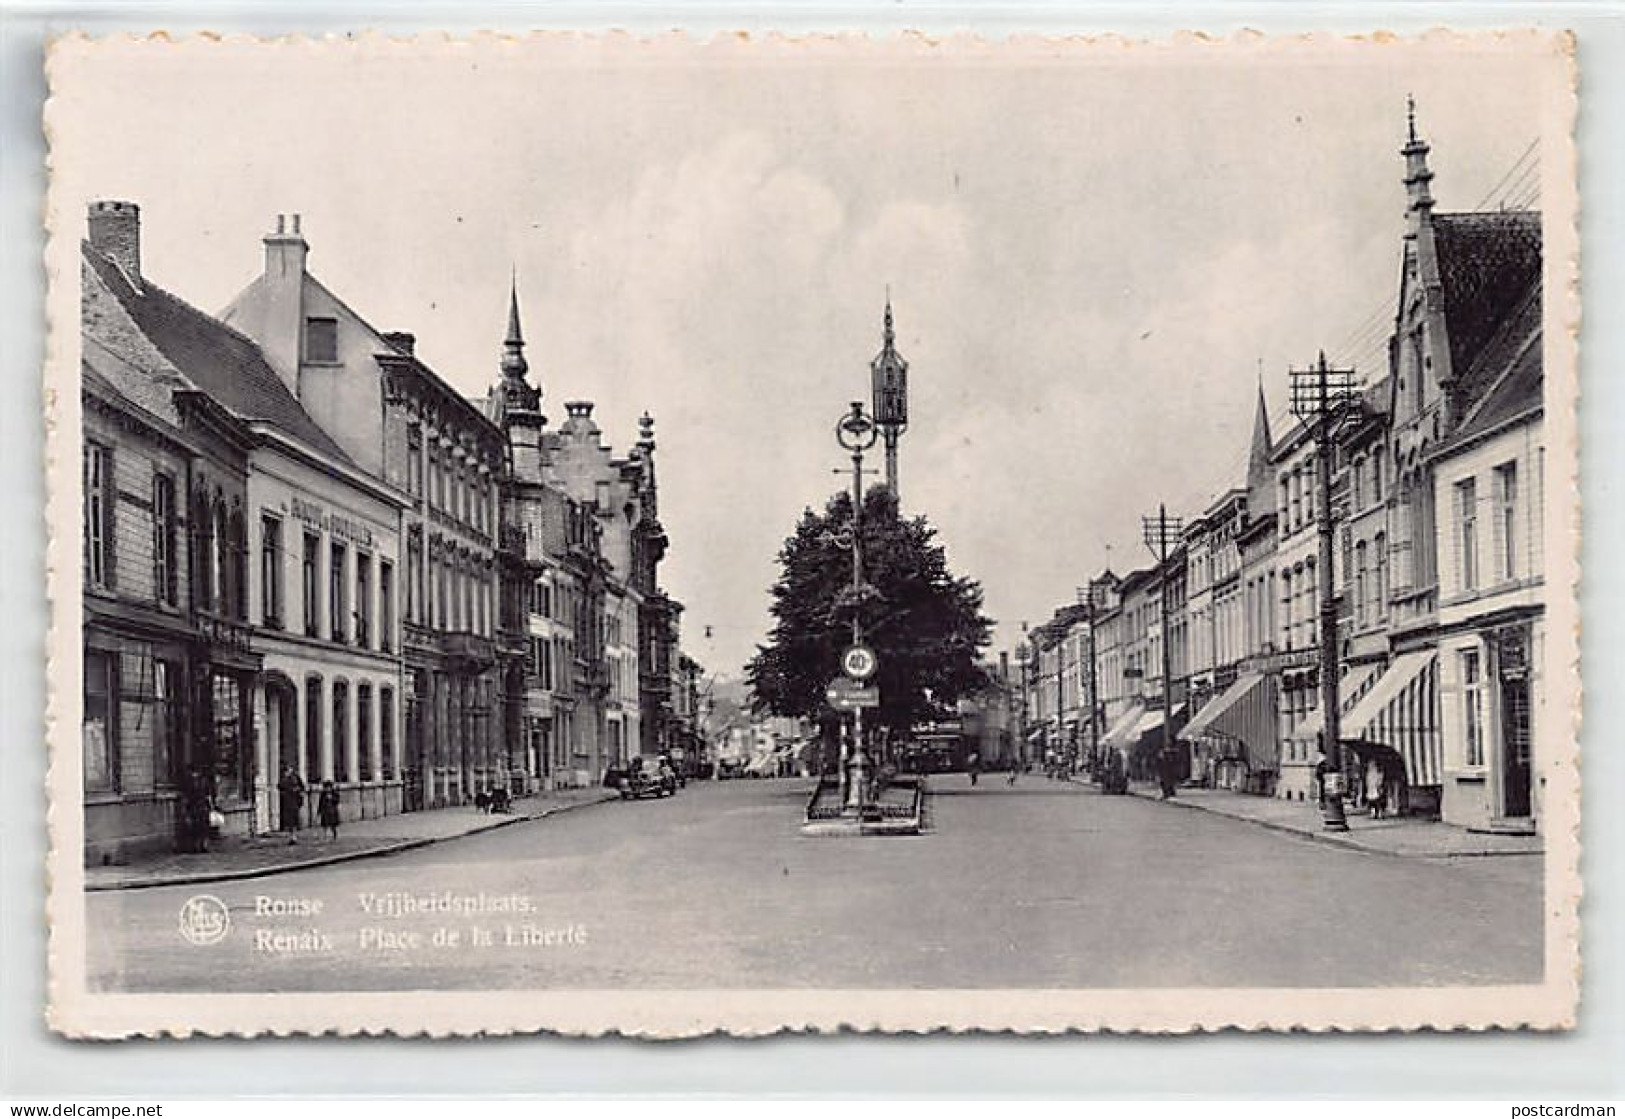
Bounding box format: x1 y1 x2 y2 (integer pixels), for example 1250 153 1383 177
1441 282 1542 453
1432 210 1541 381
83 243 353 465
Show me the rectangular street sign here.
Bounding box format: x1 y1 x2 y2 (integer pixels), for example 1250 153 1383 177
826 681 880 709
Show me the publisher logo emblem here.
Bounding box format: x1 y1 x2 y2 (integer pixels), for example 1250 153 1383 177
178 895 231 945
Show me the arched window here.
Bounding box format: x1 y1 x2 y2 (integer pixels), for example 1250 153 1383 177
304 676 323 782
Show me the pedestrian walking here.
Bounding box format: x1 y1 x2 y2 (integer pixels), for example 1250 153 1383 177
277 764 306 837
1158 747 1179 800
1365 758 1386 819
178 763 214 853
967 751 981 786
317 779 341 842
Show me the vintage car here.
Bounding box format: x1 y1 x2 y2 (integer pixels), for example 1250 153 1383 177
614 760 678 800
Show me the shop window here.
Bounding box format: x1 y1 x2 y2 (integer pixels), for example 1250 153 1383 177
154 658 182 788
83 650 115 792
212 671 246 800
1461 648 1484 768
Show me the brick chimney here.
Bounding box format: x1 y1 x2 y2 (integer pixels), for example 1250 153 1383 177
255 213 310 393
87 200 141 279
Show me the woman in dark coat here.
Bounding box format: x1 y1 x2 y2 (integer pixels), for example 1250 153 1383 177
317 779 341 841
277 765 306 835
178 765 214 853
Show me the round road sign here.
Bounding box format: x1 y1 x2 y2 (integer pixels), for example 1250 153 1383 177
842 644 878 681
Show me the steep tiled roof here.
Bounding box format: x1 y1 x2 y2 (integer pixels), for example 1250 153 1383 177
82 334 184 427
1432 210 1541 381
1443 285 1542 452
83 244 354 465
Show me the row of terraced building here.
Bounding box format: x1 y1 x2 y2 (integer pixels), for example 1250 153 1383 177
1017 115 1548 834
79 202 703 863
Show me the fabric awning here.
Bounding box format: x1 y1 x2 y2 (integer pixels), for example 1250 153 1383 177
1341 650 1440 786
1290 661 1385 742
1180 672 1279 773
1128 704 1187 760
1099 702 1146 752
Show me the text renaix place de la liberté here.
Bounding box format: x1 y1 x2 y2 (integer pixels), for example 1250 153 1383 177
242 892 589 956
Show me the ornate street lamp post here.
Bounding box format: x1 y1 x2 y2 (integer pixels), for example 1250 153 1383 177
835 401 879 810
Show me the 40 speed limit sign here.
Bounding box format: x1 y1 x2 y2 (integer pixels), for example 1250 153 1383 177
841 644 878 682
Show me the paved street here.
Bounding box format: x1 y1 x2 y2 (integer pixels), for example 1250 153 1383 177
88 779 1541 992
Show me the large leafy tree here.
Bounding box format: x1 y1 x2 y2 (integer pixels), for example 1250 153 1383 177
747 486 993 734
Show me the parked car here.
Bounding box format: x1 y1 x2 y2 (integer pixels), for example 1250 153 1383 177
615 759 678 800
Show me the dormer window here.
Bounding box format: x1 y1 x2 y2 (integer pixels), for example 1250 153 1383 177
306 316 338 363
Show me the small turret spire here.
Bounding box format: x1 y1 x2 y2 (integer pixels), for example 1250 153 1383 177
506 268 524 347
883 290 894 349
1402 94 1435 220
501 272 529 382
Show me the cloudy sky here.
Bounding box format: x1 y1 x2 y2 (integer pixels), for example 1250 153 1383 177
50 33 1559 678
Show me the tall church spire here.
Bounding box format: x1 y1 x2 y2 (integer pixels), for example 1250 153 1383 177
1245 378 1275 516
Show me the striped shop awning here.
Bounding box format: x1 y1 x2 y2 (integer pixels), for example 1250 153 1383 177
1179 672 1279 773
1340 651 1441 787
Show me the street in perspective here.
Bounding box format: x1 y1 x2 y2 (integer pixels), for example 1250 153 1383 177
70 44 1555 997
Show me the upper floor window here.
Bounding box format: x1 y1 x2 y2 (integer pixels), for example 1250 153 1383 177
379 560 395 653
407 426 423 499
355 552 372 648
153 473 177 606
330 540 348 643
1494 461 1519 582
302 532 321 636
1454 477 1479 592
84 444 112 588
261 514 284 627
305 316 339 363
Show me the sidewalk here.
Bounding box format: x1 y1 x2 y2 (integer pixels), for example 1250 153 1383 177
86 786 621 892
1113 781 1542 858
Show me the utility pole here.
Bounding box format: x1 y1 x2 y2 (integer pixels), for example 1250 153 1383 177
1142 505 1184 792
1291 351 1361 832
